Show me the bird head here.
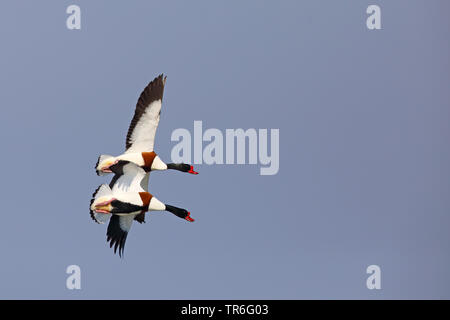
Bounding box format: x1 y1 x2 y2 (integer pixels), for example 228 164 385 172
164 204 195 222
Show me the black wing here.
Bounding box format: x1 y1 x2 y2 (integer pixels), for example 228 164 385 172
106 215 134 257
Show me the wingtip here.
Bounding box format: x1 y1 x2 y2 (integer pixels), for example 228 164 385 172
90 185 102 223
156 73 167 86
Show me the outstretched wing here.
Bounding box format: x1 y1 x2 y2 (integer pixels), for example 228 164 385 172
109 161 148 193
107 215 134 257
109 161 149 224
125 74 166 153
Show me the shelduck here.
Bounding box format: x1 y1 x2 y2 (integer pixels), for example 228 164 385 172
95 74 198 176
90 161 194 257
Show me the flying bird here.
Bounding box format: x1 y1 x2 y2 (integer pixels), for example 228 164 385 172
90 161 194 257
90 74 197 257
95 74 198 176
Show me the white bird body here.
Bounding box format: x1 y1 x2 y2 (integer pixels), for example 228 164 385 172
98 152 168 175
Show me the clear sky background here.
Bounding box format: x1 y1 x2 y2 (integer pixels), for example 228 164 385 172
0 0 449 299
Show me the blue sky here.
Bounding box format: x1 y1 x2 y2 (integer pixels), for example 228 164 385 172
0 1 449 299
